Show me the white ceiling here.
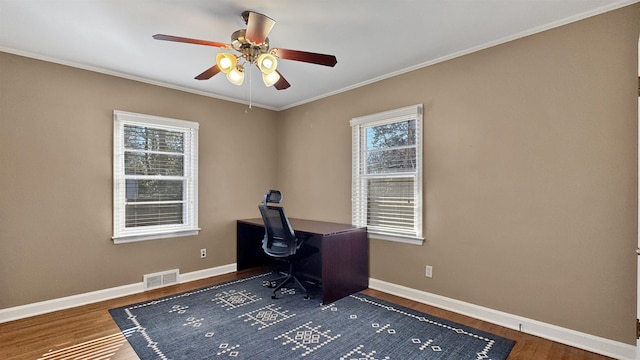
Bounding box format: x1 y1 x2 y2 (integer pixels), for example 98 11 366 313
0 0 636 110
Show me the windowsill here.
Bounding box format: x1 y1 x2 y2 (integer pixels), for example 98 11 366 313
113 229 200 244
368 232 424 245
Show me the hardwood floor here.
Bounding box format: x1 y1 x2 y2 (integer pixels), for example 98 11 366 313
0 268 614 360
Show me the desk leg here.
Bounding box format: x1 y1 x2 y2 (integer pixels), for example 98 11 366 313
321 229 369 304
236 222 269 270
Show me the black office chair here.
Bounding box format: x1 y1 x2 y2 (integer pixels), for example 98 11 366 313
259 190 309 300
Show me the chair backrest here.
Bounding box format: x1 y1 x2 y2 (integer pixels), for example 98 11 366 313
259 190 297 258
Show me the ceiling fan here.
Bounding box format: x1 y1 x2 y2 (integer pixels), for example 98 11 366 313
152 10 338 90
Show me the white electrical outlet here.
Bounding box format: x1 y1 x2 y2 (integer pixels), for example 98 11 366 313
200 248 207 258
425 265 433 278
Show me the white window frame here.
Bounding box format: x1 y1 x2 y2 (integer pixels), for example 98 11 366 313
113 110 199 244
351 104 423 245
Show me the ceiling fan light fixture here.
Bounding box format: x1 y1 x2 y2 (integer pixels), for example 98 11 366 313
152 10 338 92
262 71 281 87
257 53 277 74
227 65 245 85
216 53 237 73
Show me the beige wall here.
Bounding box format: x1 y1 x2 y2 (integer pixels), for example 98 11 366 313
278 5 639 344
0 3 638 346
0 53 279 308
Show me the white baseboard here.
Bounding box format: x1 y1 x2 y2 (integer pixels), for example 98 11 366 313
0 263 238 324
369 278 637 360
179 263 237 283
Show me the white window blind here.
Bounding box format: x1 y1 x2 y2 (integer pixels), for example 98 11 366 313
113 111 199 243
351 104 423 244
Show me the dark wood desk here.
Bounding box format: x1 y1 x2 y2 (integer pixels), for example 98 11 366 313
237 218 368 304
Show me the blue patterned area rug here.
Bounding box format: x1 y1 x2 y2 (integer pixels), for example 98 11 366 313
109 273 515 359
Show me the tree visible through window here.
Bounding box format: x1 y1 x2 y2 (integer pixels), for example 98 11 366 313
113 111 199 243
124 125 185 228
351 105 423 244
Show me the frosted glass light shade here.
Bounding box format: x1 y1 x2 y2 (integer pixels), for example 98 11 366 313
227 66 244 85
216 53 237 74
262 71 280 87
257 53 277 74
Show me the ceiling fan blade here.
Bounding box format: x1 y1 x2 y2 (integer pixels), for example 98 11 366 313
272 48 337 67
274 70 290 90
245 11 275 45
195 65 221 80
152 34 230 49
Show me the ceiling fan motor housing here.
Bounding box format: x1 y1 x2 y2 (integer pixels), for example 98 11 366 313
231 29 269 63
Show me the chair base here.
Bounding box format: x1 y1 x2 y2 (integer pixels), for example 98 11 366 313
267 262 309 300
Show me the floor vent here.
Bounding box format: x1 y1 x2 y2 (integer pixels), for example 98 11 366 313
143 269 179 290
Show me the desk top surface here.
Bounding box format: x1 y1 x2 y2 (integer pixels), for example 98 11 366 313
238 217 365 236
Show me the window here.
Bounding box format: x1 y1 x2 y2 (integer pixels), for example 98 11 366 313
113 111 199 243
351 104 423 245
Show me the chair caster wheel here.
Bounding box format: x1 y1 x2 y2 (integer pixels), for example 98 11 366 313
304 295 310 300
272 295 277 299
